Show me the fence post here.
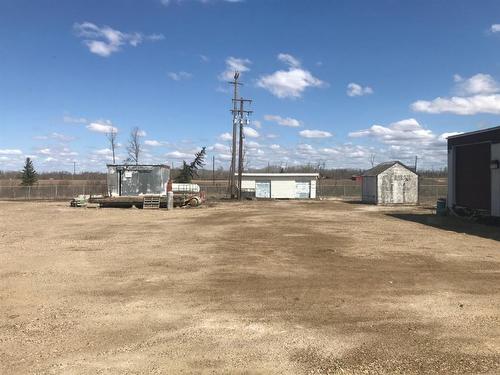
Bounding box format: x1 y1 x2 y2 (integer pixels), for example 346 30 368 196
55 184 58 199
28 186 31 200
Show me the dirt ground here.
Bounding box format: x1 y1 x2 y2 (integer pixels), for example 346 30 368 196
1 200 499 374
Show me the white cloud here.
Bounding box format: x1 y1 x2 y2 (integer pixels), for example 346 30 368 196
412 94 500 115
208 143 230 153
243 127 259 138
219 132 233 141
264 114 301 127
0 149 22 155
491 24 500 33
453 73 499 95
94 148 112 155
252 120 262 129
51 132 75 142
219 56 251 81
269 144 281 150
347 82 374 97
38 148 52 155
299 129 333 138
246 140 260 148
412 73 500 115
145 140 162 146
349 118 433 143
257 54 324 99
73 22 164 57
277 53 301 68
137 130 147 137
63 115 87 124
347 118 456 168
168 71 193 81
86 120 118 133
166 150 192 159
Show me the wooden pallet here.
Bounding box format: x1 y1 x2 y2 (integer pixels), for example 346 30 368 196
143 195 161 209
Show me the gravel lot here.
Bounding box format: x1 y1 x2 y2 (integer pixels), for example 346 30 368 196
1 200 499 374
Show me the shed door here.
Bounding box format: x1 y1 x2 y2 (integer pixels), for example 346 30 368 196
295 181 310 198
255 181 271 198
492 143 500 217
455 143 491 210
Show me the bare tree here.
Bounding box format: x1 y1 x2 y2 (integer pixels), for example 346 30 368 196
106 128 118 164
126 127 142 165
369 153 376 168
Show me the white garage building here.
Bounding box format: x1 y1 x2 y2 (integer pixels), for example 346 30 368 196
240 173 319 199
362 161 419 205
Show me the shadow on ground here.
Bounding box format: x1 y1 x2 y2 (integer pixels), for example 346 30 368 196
387 213 500 242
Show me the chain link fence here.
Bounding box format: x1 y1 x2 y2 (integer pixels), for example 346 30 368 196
0 180 447 205
0 183 107 200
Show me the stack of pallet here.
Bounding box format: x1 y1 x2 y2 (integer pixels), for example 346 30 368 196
143 195 161 209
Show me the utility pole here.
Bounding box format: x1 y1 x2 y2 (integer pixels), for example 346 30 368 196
212 155 215 185
227 72 242 198
232 97 252 200
73 162 76 179
414 155 418 173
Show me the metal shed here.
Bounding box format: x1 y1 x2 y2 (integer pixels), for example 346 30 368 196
447 126 500 217
239 173 319 199
362 161 419 205
107 164 170 197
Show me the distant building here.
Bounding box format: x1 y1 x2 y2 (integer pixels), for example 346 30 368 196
240 173 319 199
362 161 418 205
107 164 170 197
447 126 500 216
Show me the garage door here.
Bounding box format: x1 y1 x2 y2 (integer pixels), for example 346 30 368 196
455 143 491 210
255 181 271 198
295 181 310 199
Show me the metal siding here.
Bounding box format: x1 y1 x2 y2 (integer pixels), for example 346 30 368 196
271 180 296 199
310 179 317 199
241 179 255 191
108 165 170 196
447 148 455 208
377 164 418 205
491 144 500 216
362 176 377 203
295 181 311 198
455 143 491 210
255 181 271 198
107 166 120 196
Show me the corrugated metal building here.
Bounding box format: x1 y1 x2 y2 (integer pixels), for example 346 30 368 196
240 173 319 199
362 161 419 205
447 126 500 216
107 164 170 197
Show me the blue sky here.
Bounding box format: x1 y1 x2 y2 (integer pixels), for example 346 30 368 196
2 0 500 171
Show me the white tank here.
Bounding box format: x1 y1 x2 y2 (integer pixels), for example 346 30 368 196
172 183 200 193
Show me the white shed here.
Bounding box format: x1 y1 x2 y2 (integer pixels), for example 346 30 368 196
239 173 319 199
362 161 418 205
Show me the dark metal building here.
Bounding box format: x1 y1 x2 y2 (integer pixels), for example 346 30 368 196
107 164 170 197
447 126 500 216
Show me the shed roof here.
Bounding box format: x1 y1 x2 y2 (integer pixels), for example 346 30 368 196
447 125 500 148
362 161 416 176
239 173 320 178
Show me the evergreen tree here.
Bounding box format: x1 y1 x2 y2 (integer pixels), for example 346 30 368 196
175 147 206 183
20 157 38 186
